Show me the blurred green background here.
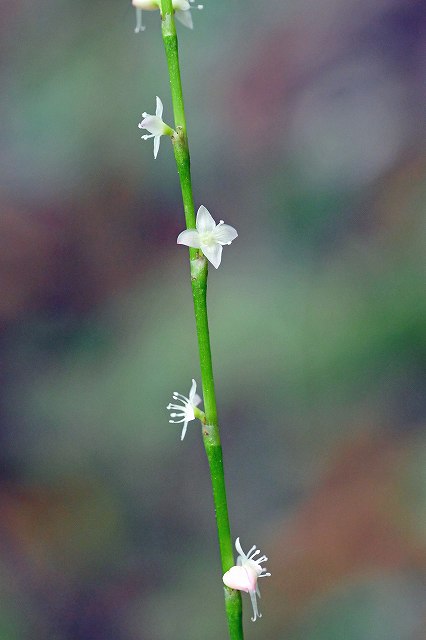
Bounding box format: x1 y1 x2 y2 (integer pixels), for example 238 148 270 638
1 0 425 638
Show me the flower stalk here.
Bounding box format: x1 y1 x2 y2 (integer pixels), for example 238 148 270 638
159 1 244 637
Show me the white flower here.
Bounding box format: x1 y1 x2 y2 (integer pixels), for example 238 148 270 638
132 0 203 33
167 378 202 440
222 538 271 622
177 205 238 269
138 96 174 159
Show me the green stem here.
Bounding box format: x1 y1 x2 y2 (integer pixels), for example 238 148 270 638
159 2 243 638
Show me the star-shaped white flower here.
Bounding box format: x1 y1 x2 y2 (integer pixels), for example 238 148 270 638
167 379 202 440
222 538 271 622
138 97 174 159
132 0 203 33
177 205 238 269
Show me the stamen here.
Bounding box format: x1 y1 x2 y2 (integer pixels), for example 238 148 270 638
134 8 146 33
246 545 257 557
173 392 190 402
249 590 261 622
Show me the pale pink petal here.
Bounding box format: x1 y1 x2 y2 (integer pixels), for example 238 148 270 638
192 393 202 407
223 566 251 593
201 243 222 268
177 229 201 248
196 205 216 234
213 224 238 245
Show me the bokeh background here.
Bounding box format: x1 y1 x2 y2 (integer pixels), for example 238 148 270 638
1 0 426 638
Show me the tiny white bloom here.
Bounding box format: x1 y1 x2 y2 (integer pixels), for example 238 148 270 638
167 378 202 440
132 0 203 33
138 96 174 159
222 538 271 622
177 205 238 269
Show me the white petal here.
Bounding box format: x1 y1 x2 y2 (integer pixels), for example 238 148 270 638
183 404 195 422
213 224 238 245
201 242 222 269
176 229 201 248
235 537 245 558
155 96 163 119
188 379 197 403
141 115 166 136
181 420 189 440
175 9 193 29
196 205 216 234
153 135 160 159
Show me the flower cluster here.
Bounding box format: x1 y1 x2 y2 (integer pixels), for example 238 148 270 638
223 538 271 622
138 100 238 267
137 3 268 623
132 0 203 33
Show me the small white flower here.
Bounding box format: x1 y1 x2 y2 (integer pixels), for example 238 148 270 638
132 0 203 33
167 378 202 440
138 96 174 159
177 205 238 269
222 538 271 622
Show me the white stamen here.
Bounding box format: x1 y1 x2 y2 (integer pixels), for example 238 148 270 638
134 8 146 33
172 392 190 402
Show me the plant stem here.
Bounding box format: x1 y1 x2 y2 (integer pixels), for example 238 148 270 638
159 2 243 638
